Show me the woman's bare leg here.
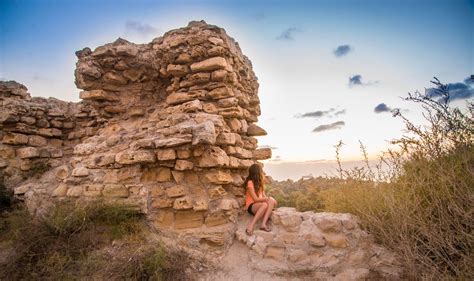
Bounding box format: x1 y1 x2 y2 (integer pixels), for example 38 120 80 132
261 198 275 230
246 202 268 234
269 196 278 209
267 197 277 228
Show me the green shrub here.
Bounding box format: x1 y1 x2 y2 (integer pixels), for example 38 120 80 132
266 180 326 212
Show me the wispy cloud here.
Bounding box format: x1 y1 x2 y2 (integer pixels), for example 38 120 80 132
295 108 346 119
374 103 407 115
374 103 391 113
426 76 474 102
295 109 334 118
32 75 51 81
333 44 352 57
334 109 346 116
250 11 265 21
348 74 379 87
464 75 474 85
349 75 363 86
276 27 301 40
125 21 159 37
269 156 282 162
445 83 473 100
304 159 328 163
258 145 278 149
312 121 345 133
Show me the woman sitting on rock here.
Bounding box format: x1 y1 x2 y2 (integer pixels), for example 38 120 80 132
244 163 277 235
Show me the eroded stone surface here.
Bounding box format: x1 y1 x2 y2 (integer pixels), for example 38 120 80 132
235 207 403 280
0 20 267 256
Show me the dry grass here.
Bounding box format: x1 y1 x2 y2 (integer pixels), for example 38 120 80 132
109 245 192 281
320 78 473 279
0 200 143 279
0 199 193 280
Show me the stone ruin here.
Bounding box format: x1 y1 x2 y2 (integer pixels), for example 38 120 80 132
1 20 268 254
0 21 403 279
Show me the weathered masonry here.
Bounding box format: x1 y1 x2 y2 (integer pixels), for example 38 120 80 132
1 21 270 254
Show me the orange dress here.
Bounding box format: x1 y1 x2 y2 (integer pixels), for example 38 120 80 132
244 180 266 211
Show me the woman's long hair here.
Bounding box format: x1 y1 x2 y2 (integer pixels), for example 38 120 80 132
243 163 265 195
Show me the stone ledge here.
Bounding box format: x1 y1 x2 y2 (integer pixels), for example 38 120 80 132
235 207 403 279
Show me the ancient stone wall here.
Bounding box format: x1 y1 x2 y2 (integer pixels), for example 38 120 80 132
1 21 271 253
0 81 98 188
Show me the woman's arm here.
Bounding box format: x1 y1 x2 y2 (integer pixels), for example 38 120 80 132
247 181 268 203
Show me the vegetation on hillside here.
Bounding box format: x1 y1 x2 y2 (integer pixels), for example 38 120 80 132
267 78 473 279
266 176 345 212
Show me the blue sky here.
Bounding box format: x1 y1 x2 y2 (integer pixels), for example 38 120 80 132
1 0 473 179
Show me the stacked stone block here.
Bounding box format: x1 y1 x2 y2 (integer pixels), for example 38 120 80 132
0 81 98 188
1 21 271 253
